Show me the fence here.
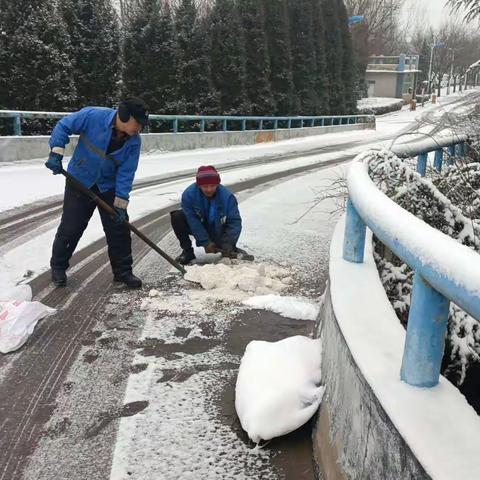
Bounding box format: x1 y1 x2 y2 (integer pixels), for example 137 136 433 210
343 135 480 388
0 110 375 136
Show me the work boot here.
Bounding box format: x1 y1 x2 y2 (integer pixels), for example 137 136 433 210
113 272 142 288
51 269 67 287
175 249 195 265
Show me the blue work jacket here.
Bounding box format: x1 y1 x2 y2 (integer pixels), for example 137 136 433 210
49 107 141 200
182 183 242 247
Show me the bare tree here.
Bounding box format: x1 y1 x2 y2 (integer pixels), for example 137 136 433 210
447 0 480 21
344 0 406 54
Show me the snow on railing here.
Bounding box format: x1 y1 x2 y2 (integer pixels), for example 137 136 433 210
343 138 480 388
0 110 375 136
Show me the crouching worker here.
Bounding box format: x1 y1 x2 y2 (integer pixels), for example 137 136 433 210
170 166 243 265
45 97 149 288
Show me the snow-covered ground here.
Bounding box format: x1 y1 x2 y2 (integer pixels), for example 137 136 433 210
357 97 403 114
1 90 479 479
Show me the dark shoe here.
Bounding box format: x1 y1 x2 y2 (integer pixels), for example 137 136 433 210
114 272 142 288
233 247 254 262
51 269 67 287
175 249 195 265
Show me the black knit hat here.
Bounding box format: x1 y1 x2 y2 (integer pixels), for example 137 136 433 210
118 97 149 126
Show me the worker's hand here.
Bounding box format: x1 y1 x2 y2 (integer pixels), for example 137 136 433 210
204 242 218 254
113 196 129 224
113 207 127 224
45 152 63 175
220 242 233 256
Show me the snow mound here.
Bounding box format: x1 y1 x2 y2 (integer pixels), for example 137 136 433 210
235 336 324 443
243 294 319 321
184 263 290 295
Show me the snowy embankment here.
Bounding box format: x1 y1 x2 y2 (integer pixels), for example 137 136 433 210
320 152 480 479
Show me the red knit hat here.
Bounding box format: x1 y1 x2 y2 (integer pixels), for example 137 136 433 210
196 165 221 186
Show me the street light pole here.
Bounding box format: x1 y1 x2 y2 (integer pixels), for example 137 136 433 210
427 41 445 95
447 48 454 95
428 44 435 95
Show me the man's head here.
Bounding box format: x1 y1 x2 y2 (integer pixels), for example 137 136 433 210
116 97 149 136
196 165 221 197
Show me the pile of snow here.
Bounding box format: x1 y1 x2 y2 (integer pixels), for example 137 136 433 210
357 97 404 115
184 262 291 296
243 294 319 321
235 336 324 443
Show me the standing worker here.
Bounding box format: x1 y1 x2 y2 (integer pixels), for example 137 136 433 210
170 165 245 265
44 97 149 288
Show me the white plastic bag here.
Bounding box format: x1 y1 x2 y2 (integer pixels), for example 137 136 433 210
0 300 56 353
0 284 32 302
235 335 324 443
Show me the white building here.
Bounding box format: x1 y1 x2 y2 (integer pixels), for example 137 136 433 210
365 54 421 100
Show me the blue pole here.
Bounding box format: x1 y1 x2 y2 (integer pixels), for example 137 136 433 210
343 199 366 263
300 119 304 128
288 119 291 129
448 144 456 165
320 118 324 127
416 152 428 177
241 119 246 131
200 119 205 132
400 272 450 387
222 119 227 132
172 119 178 133
259 119 263 130
273 119 278 129
433 149 443 172
13 115 21 136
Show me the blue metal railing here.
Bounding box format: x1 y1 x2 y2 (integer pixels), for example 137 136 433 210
0 110 375 136
343 136 480 388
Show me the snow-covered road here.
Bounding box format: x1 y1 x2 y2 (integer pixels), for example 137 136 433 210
0 89 478 480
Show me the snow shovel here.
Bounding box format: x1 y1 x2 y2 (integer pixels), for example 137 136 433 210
60 170 187 275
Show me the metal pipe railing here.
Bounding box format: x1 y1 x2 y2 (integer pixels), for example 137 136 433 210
0 110 375 136
343 140 479 388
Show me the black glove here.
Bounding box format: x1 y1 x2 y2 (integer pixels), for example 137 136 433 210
221 242 233 256
45 152 63 175
113 207 127 224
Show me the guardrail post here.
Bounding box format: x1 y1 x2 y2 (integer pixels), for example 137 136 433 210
288 119 291 129
200 119 205 132
400 272 450 387
343 198 366 263
259 119 263 130
241 119 246 131
416 152 428 177
300 119 304 128
13 115 22 136
222 119 227 132
320 118 324 127
311 119 315 127
172 118 178 133
447 144 456 166
433 149 443 172
273 119 278 129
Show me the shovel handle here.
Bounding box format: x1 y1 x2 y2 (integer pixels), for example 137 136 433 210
60 170 187 275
